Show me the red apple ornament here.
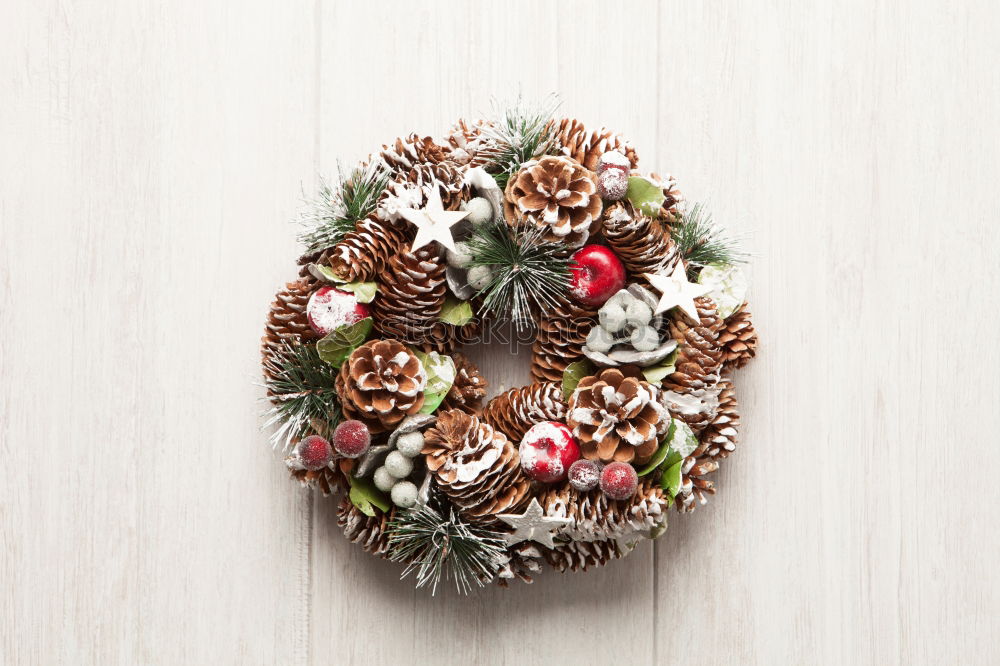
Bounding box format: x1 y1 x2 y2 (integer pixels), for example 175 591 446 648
519 421 581 483
306 286 371 336
569 245 626 308
600 461 638 500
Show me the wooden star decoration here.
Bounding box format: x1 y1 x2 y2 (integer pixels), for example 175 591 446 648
645 261 712 322
496 497 570 549
398 186 470 253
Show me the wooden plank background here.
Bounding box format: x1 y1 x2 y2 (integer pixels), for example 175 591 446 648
3 1 999 664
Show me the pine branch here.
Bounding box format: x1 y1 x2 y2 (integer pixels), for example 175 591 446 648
466 221 571 327
263 342 342 450
387 503 507 595
298 164 391 254
671 203 746 274
479 94 561 189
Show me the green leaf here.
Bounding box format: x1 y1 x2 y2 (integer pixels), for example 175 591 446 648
308 263 346 284
636 420 678 476
412 350 457 414
626 176 666 217
562 359 595 400
349 475 391 517
316 318 373 368
670 419 698 458
661 459 683 499
341 281 377 303
641 349 679 385
439 296 474 326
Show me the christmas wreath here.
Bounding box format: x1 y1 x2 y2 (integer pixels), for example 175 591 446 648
261 100 758 594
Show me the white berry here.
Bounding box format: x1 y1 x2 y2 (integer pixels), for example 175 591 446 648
598 301 628 333
395 431 425 457
373 466 396 492
390 481 419 508
586 326 616 353
463 197 493 225
631 325 660 352
625 300 653 327
446 241 474 269
466 265 493 291
384 451 413 478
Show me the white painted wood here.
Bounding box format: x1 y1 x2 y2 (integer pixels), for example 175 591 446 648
3 0 999 664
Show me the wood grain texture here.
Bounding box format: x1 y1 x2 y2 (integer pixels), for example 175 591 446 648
2 0 999 664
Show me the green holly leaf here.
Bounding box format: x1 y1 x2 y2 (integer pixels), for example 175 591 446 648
661 459 684 499
412 350 457 414
439 296 474 326
348 475 390 517
341 281 377 303
316 318 373 368
626 176 666 217
308 263 345 283
562 359 595 400
641 349 679 385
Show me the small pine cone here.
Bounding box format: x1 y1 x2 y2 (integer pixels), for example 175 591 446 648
663 297 725 432
336 496 394 558
316 215 410 282
504 156 603 248
701 376 740 459
446 118 492 166
553 118 639 171
648 172 684 225
378 134 450 174
602 202 680 277
439 352 488 414
422 410 530 519
262 277 319 378
495 542 544 587
540 480 668 543
543 539 623 573
675 440 720 513
530 298 598 383
567 366 669 464
372 245 452 352
335 339 427 433
290 448 348 496
399 161 471 212
480 382 567 442
719 303 758 369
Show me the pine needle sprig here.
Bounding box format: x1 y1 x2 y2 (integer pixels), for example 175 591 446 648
387 504 507 595
479 94 561 189
671 203 747 274
466 221 571 327
263 342 342 450
298 163 391 254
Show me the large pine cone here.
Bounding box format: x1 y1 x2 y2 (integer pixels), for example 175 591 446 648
530 297 598 383
701 375 740 459
663 297 725 432
422 410 530 519
543 539 623 573
602 202 680 277
439 352 488 414
719 303 758 369
553 118 639 171
503 156 602 248
335 339 427 433
480 381 567 442
317 215 410 283
372 245 454 353
540 480 668 543
379 133 450 173
337 496 394 558
262 277 319 378
567 366 668 464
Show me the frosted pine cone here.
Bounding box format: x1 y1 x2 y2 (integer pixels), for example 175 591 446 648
495 542 544 586
480 382 567 442
262 277 319 378
321 215 410 283
540 480 668 543
503 156 602 248
663 297 725 432
700 376 740 459
719 303 758 369
336 339 427 433
675 440 720 513
602 202 680 277
337 496 394 558
543 539 624 573
372 245 452 352
531 297 598 383
553 118 639 171
567 366 669 464
378 133 450 174
439 352 488 414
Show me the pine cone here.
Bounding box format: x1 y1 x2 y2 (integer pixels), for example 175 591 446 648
290 465 347 497
335 339 427 433
421 410 530 519
372 245 454 353
602 202 680 277
567 366 668 464
446 118 492 166
675 439 720 513
663 297 725 432
262 277 319 378
495 542 543 586
719 303 758 369
649 172 684 224
313 215 410 282
543 539 623 573
553 118 639 171
480 382 567 442
540 480 668 543
379 134 450 174
503 156 602 247
701 376 740 459
530 297 598 383
337 496 394 558
439 352 488 414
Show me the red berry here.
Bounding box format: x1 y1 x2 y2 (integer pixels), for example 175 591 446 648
600 462 638 500
568 245 626 308
296 435 333 471
568 459 602 492
332 420 371 458
518 421 581 483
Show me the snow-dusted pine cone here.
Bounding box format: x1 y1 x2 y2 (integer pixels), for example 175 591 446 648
543 539 624 573
317 215 410 283
495 542 544 586
336 339 427 433
480 382 568 442
337 496 394 558
540 480 668 543
700 376 740 459
261 277 319 378
663 296 725 432
719 303 758 369
503 156 602 248
675 440 720 513
530 297 598 383
602 202 680 277
553 118 639 171
445 118 492 166
372 245 452 353
378 133 450 174
439 352 488 414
